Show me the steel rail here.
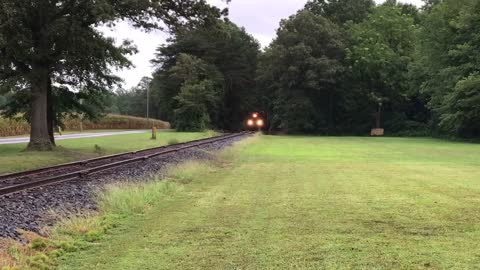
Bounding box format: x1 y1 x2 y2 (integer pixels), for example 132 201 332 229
0 133 246 197
0 133 241 181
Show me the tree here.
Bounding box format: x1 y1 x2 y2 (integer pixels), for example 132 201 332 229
2 84 114 144
305 0 375 24
151 20 259 131
415 0 480 137
0 0 225 150
169 54 221 131
0 93 7 108
439 75 480 137
113 77 153 118
345 4 418 133
257 10 345 133
383 0 421 24
422 0 442 11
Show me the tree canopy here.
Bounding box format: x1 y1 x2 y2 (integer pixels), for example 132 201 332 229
0 0 224 150
414 0 480 137
305 0 375 24
257 10 344 133
150 20 259 131
2 0 480 140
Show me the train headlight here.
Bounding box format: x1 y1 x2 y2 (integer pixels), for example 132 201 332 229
247 119 254 126
256 119 264 127
253 113 258 118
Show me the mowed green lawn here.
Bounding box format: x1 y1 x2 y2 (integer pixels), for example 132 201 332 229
56 136 480 269
0 131 213 174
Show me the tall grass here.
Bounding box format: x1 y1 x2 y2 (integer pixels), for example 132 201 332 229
0 114 171 137
98 180 181 217
98 161 212 215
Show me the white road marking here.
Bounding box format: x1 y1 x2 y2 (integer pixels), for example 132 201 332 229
0 130 150 145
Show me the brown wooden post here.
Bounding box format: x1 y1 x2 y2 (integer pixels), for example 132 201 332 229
151 126 157 140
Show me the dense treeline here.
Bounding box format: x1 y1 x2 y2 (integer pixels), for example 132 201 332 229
109 77 154 119
414 0 480 137
258 0 423 135
150 21 259 131
2 0 480 146
132 0 478 138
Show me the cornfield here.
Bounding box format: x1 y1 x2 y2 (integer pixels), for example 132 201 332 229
0 114 171 137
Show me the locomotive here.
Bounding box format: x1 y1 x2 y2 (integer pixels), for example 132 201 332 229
245 112 266 131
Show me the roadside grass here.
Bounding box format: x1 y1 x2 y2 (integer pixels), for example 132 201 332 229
0 131 215 174
3 135 480 269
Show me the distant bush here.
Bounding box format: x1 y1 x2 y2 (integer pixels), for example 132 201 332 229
386 120 431 137
0 114 171 137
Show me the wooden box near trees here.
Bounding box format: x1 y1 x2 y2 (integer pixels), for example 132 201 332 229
371 128 385 136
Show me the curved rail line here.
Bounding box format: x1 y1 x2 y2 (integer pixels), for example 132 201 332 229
0 133 247 197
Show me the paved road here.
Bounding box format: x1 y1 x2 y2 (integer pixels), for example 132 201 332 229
0 130 149 145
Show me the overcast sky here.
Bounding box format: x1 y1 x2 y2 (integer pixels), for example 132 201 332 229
108 0 423 88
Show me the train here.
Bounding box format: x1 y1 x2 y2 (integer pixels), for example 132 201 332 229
245 112 267 131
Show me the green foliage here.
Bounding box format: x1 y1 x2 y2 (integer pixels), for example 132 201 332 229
0 94 6 107
1 0 477 139
258 10 345 133
306 0 375 24
422 0 442 11
174 80 218 131
257 1 425 135
345 4 418 133
1 86 117 130
414 0 480 138
169 53 221 131
112 77 153 118
438 75 480 137
0 0 224 149
151 20 259 131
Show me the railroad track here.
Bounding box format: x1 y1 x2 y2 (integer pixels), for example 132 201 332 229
0 133 247 197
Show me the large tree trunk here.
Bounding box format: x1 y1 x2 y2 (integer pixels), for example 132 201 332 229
28 66 54 151
375 103 383 129
327 91 334 135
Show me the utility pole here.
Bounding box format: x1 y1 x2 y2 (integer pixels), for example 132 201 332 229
146 85 150 122
79 99 84 132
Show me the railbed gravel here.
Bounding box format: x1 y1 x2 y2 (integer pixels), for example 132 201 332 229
0 134 249 240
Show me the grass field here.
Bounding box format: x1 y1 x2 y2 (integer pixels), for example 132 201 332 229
35 135 480 270
0 131 213 174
